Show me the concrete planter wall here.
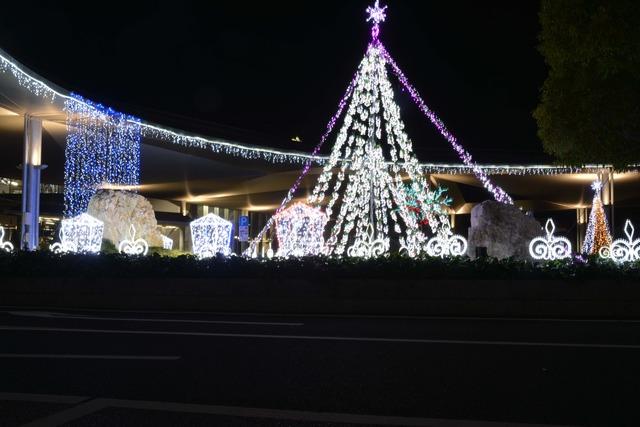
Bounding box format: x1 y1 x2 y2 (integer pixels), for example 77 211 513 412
2 277 639 318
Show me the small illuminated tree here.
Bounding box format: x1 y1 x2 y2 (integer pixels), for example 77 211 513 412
582 180 612 255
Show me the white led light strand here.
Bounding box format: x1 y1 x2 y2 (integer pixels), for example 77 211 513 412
190 213 233 259
64 94 141 217
50 213 104 254
529 218 572 261
274 203 328 257
118 225 149 256
599 219 640 263
0 226 14 253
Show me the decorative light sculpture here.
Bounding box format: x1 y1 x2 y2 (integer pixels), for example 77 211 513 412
50 213 104 254
599 220 640 263
582 179 612 255
425 218 468 258
190 214 233 259
118 225 149 256
274 203 328 257
64 94 141 217
529 219 572 261
0 226 14 253
347 224 387 258
161 235 174 250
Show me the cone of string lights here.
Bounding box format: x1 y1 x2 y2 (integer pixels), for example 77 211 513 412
247 1 511 258
582 180 612 255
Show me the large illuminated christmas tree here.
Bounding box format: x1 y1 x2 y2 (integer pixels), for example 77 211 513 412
308 25 441 256
582 179 612 254
249 1 511 258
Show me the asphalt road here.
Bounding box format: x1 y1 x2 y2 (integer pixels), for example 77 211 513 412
0 308 638 427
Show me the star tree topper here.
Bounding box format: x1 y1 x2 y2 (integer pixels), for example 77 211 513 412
366 0 387 39
591 179 603 194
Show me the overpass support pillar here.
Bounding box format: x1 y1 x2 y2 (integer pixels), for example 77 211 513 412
20 115 46 251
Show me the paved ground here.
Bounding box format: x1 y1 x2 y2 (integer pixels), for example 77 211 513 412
0 308 638 427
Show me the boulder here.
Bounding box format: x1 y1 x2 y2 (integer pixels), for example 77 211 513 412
467 200 542 260
88 190 163 247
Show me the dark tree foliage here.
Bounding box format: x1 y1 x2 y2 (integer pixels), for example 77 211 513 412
534 0 640 168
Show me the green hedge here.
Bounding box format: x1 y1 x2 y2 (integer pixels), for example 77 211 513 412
0 251 638 281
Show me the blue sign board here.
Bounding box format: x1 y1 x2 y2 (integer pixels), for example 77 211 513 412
238 216 250 242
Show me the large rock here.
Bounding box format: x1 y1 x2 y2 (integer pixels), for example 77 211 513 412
467 200 542 260
88 190 163 247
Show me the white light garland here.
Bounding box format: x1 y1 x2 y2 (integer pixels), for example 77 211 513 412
190 213 233 259
0 226 14 253
274 203 328 257
161 235 174 250
50 213 104 254
425 218 468 258
528 218 572 261
118 225 149 256
599 219 640 263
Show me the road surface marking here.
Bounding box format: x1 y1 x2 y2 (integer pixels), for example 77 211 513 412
21 398 106 427
0 353 180 360
4 307 639 324
1 325 639 349
0 392 88 404
8 310 303 326
13 393 574 427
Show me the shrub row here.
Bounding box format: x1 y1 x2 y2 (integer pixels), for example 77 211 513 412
1 252 639 281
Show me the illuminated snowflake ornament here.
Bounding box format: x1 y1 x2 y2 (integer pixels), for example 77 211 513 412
274 203 328 257
161 235 174 250
425 218 468 258
50 213 104 254
190 213 233 259
599 219 640 263
0 226 13 253
118 225 149 256
529 219 572 261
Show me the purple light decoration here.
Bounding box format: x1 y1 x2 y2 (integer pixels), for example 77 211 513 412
378 43 513 205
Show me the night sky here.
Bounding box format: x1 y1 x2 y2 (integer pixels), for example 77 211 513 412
0 1 547 165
